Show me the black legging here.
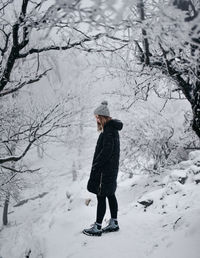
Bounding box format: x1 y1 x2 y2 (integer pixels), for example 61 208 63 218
96 194 118 224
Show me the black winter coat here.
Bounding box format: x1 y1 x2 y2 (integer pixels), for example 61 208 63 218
87 119 123 196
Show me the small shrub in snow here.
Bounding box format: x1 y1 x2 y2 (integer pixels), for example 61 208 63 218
121 106 191 174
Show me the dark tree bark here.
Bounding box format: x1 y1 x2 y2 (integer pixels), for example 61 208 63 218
3 194 10 225
0 0 29 91
192 85 200 138
137 0 150 65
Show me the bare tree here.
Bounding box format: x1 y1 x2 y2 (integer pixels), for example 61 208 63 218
122 0 200 137
0 94 80 224
0 0 128 174
0 98 77 164
0 0 127 96
0 0 128 215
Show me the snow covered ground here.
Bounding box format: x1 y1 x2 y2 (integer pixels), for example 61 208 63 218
0 132 200 258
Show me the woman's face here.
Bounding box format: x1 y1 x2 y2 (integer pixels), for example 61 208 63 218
95 115 100 124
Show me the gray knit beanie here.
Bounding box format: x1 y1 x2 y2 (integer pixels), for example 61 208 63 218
94 100 110 117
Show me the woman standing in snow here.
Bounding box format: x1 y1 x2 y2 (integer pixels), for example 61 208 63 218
82 100 123 236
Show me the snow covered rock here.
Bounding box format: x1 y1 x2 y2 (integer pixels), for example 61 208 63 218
164 182 183 195
170 170 188 184
193 174 200 184
187 165 200 175
177 160 193 170
188 151 200 161
163 170 188 185
138 199 154 208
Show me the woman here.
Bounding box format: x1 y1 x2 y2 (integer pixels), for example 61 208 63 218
82 100 123 236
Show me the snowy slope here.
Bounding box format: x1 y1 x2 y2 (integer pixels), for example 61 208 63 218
0 130 200 258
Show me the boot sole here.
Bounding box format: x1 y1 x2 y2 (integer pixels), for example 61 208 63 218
82 230 102 237
102 227 120 233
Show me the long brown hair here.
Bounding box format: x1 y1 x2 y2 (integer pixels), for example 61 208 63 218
96 115 112 132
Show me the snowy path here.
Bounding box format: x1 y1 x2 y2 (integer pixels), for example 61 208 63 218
1 168 199 258
0 166 163 258
1 145 200 258
32 178 199 258
33 181 164 258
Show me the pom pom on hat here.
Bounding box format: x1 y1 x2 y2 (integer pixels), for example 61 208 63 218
101 100 108 106
94 100 110 116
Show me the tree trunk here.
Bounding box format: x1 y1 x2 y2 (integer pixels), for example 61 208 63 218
192 88 200 138
3 194 10 225
137 0 150 65
3 144 15 226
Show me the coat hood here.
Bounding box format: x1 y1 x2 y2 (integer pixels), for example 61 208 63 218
104 119 123 131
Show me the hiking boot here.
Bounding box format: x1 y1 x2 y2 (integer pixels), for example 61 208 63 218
82 222 102 236
102 218 119 233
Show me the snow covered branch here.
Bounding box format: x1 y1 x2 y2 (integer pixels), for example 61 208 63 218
0 100 73 165
0 0 129 94
0 69 51 97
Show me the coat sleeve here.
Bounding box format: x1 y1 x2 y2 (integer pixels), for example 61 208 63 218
91 130 114 171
